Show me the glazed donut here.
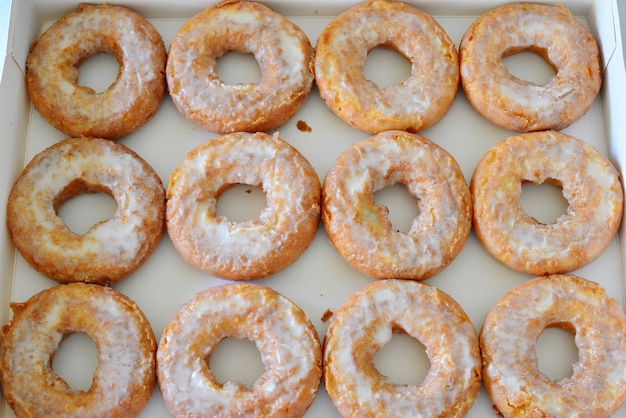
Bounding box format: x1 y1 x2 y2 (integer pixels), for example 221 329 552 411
459 3 602 132
166 132 321 280
324 279 481 417
25 4 167 139
6 137 165 284
322 130 472 280
471 131 623 275
167 0 314 134
0 283 157 417
157 283 322 417
481 274 626 416
314 0 459 134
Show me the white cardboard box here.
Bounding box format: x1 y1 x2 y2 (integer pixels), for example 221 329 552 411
1 0 625 416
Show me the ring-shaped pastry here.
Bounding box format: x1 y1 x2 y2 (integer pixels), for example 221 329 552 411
324 279 481 417
459 3 602 132
157 283 322 417
314 0 459 134
0 283 157 417
25 4 167 139
471 131 623 275
166 132 321 280
481 274 626 417
322 130 472 280
166 0 315 134
6 137 166 284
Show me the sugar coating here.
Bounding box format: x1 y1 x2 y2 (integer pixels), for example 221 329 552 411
481 274 626 416
0 283 156 417
157 283 322 417
471 131 623 275
25 4 167 138
167 0 314 133
314 0 459 134
459 3 602 132
6 137 165 284
322 130 472 280
166 132 321 280
324 279 481 417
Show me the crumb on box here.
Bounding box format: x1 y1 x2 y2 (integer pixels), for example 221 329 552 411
321 308 333 322
297 120 312 132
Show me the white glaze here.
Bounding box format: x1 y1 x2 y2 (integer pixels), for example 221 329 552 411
459 3 602 132
7 137 165 284
166 132 320 279
157 283 322 417
167 1 314 133
481 275 626 416
25 4 166 138
0 283 156 417
471 131 623 275
322 130 472 280
324 279 481 417
314 0 459 134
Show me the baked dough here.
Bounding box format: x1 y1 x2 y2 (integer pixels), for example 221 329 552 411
471 131 623 275
0 283 157 417
167 0 314 133
7 137 165 284
459 3 602 132
26 4 167 139
314 0 459 134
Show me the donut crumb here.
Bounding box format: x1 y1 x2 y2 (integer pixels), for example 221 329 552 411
321 308 333 322
297 120 312 132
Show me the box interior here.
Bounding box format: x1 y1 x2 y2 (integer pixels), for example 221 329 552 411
1 0 625 416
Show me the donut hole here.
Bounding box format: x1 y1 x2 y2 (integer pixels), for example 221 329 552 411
216 51 262 85
374 329 430 386
374 183 420 233
209 337 265 389
216 183 266 223
52 332 99 391
536 325 579 381
502 48 557 86
55 181 118 235
364 45 412 88
77 51 121 93
520 180 569 224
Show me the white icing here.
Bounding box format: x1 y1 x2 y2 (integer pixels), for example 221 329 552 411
166 132 320 278
323 130 471 279
26 4 165 136
314 0 458 133
472 131 623 274
157 284 321 416
8 137 164 281
482 275 626 415
324 279 480 416
167 2 313 133
460 3 601 131
1 284 154 416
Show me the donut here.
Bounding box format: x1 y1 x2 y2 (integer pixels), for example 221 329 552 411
166 132 321 280
0 283 157 417
322 130 472 280
314 0 459 134
471 131 623 275
6 137 165 284
481 274 626 416
324 279 481 417
459 3 602 132
166 0 314 134
25 4 167 139
157 283 322 417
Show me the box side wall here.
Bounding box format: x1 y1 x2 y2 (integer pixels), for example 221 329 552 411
0 0 40 333
27 0 597 20
603 0 626 304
